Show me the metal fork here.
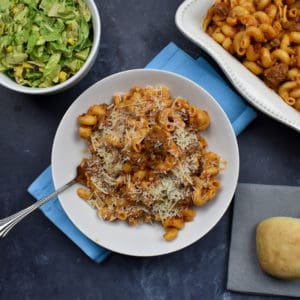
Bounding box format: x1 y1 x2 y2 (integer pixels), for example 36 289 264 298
0 179 77 238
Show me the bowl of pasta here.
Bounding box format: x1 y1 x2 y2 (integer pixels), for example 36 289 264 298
175 0 300 132
51 69 239 256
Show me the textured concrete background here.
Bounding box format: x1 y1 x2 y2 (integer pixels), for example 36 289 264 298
0 1 299 299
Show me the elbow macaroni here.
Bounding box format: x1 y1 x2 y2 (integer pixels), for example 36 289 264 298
204 0 300 112
77 86 224 241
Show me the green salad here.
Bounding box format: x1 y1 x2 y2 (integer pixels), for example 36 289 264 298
0 0 93 88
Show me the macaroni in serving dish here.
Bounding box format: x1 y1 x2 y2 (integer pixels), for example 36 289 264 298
204 0 300 112
76 85 224 241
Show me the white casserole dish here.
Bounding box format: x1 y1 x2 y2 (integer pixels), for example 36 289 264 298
175 0 300 132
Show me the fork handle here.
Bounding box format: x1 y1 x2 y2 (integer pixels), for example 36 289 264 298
0 179 76 238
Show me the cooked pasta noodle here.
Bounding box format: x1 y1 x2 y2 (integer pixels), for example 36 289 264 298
204 0 300 112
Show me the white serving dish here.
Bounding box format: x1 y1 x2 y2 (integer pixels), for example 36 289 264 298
175 0 300 132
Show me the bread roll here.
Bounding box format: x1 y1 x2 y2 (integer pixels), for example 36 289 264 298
256 217 300 280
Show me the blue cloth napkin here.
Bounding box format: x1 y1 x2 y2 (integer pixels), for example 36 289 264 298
28 167 111 263
28 42 257 263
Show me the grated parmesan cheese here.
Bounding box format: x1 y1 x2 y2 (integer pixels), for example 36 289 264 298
148 176 185 219
173 127 198 150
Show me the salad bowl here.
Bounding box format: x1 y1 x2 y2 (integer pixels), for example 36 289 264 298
0 0 101 95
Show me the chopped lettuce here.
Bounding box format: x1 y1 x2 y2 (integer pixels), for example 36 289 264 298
0 0 93 88
0 0 10 12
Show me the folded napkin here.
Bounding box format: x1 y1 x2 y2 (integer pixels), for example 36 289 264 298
227 183 300 298
28 42 257 263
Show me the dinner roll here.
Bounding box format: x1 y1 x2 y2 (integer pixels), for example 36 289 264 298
256 217 300 280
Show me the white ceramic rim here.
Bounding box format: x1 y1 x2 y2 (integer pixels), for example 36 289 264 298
0 0 101 95
51 69 240 256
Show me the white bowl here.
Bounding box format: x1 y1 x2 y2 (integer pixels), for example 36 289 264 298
175 0 300 132
0 0 101 95
51 69 239 256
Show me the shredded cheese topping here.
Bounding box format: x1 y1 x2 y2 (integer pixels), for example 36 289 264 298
77 86 224 240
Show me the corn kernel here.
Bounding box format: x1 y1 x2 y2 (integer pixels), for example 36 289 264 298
59 71 67 82
6 45 13 52
22 62 33 69
67 38 75 45
15 66 23 78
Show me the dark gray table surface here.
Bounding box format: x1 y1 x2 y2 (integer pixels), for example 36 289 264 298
0 1 299 299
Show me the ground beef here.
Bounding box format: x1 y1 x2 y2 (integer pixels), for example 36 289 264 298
269 38 281 49
213 3 229 18
289 21 300 32
263 63 289 90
